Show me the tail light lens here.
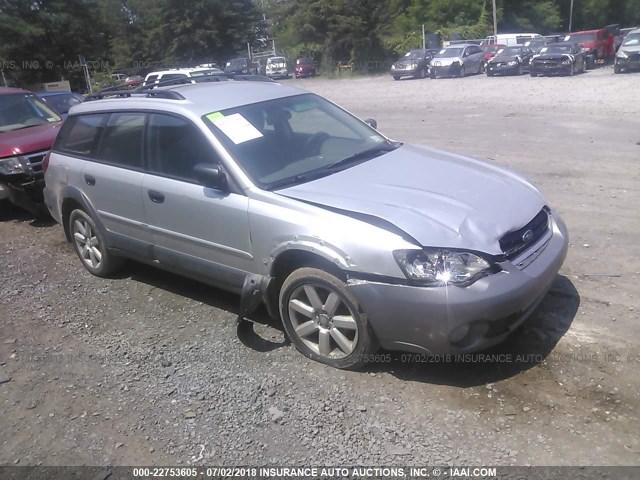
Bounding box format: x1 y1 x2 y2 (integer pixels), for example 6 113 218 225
42 151 51 173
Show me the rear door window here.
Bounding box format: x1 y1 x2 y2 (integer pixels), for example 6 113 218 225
54 114 108 157
95 113 146 170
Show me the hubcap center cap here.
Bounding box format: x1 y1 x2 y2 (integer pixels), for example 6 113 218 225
318 313 331 328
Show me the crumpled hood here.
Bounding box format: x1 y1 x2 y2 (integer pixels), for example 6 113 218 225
278 144 546 255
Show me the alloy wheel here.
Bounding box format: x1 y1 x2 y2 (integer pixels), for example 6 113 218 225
72 216 102 269
287 283 359 359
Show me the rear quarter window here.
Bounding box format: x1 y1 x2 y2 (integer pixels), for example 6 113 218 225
54 114 108 157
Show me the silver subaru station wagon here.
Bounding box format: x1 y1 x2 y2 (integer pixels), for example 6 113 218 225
44 81 568 369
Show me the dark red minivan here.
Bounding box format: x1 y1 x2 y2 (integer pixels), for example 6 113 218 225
295 57 317 78
0 87 62 216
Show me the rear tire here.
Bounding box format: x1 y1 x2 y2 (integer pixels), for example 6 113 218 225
68 209 123 277
279 267 376 370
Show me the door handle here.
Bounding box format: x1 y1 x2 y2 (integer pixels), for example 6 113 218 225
84 175 96 186
148 190 165 204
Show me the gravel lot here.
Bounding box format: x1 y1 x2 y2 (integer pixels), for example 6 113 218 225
1 67 639 467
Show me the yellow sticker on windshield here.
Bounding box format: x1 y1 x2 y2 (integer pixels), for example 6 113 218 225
206 112 224 123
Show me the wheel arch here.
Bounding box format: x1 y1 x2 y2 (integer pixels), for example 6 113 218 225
265 248 348 319
60 187 106 243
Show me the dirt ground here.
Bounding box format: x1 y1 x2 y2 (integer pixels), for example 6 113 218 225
1 67 639 468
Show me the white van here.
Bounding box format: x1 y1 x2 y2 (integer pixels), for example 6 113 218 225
143 68 223 87
482 33 542 47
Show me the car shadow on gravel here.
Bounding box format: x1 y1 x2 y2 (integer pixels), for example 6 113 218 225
0 203 55 227
368 275 581 387
118 262 289 352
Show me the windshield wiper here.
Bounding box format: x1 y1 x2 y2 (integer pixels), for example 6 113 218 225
323 143 399 172
266 142 401 191
265 170 333 191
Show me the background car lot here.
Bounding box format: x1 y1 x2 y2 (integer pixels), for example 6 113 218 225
0 68 639 466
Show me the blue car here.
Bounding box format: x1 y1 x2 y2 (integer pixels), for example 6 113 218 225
36 91 85 119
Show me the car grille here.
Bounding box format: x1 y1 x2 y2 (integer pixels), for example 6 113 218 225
499 208 550 259
23 150 48 177
536 60 562 67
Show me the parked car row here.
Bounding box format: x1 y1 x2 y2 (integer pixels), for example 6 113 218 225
391 27 640 80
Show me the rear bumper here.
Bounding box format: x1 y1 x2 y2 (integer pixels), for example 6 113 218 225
347 212 569 355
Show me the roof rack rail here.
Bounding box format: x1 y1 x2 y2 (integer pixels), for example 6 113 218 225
144 90 186 100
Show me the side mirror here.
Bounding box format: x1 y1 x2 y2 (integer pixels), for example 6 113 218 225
364 118 377 129
193 163 228 190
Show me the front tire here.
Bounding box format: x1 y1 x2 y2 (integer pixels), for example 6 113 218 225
393 75 400 81
279 267 375 369
69 209 123 277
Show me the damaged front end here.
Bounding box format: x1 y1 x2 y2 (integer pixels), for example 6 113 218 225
0 152 48 215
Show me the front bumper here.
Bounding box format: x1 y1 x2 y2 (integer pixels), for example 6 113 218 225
347 212 569 355
531 63 572 76
487 63 520 75
616 57 640 71
0 175 47 216
391 68 419 77
430 63 462 77
267 70 288 78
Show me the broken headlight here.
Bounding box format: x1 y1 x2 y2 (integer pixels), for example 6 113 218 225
394 248 494 286
0 156 25 175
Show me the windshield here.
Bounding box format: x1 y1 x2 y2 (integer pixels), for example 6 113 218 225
436 47 464 58
268 57 287 67
498 47 525 56
226 58 246 68
0 94 62 133
622 33 640 46
40 93 83 114
203 93 394 189
541 45 572 54
565 33 597 43
404 51 424 60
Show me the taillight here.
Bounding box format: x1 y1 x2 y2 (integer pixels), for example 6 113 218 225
42 151 51 173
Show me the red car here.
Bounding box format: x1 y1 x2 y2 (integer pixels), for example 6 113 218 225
564 27 618 68
0 87 62 216
482 44 506 63
295 57 317 78
125 75 144 88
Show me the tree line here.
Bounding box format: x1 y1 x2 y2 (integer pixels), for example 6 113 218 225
1 0 639 90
